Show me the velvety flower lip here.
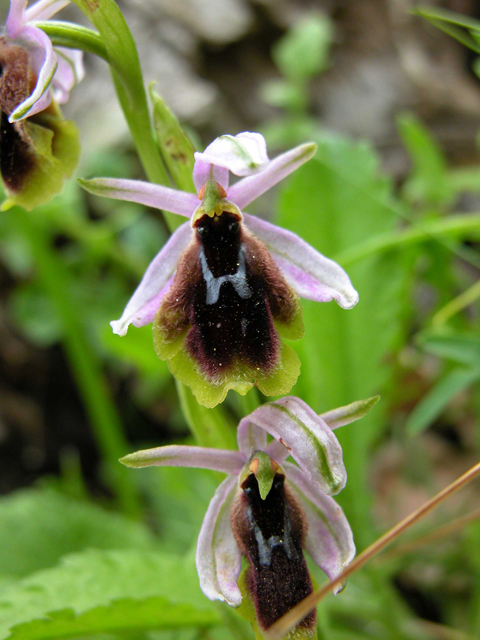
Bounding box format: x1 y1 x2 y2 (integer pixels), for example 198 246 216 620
120 396 378 608
79 132 359 339
4 0 85 122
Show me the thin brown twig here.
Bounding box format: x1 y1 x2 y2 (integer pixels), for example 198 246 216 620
380 507 480 561
415 619 477 640
266 461 480 640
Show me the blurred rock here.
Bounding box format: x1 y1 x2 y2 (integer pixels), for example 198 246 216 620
146 0 254 43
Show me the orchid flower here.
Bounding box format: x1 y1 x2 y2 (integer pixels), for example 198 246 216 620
4 0 85 122
81 133 359 408
0 0 83 210
121 396 378 636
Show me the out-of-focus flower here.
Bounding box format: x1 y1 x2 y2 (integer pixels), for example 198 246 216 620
4 0 85 122
121 396 378 636
0 0 84 210
81 133 358 407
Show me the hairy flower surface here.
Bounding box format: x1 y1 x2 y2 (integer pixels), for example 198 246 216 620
81 133 359 407
0 0 83 209
121 396 378 634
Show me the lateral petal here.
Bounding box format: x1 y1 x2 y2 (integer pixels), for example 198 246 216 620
78 178 198 218
9 25 56 122
227 142 316 209
319 396 380 430
52 47 85 103
196 476 242 606
285 462 355 593
120 444 245 474
6 0 26 38
25 0 70 22
237 396 346 495
244 214 359 309
110 222 192 336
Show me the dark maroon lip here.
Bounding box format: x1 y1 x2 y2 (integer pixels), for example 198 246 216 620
155 210 301 383
232 473 316 632
188 211 278 378
0 38 37 191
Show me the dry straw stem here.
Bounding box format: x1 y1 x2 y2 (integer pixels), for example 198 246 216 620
266 460 480 640
380 507 480 561
415 619 477 640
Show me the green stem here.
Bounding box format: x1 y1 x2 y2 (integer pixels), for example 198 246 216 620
176 382 237 450
70 0 169 186
15 210 141 518
38 21 109 61
432 279 480 327
240 387 261 416
334 213 480 266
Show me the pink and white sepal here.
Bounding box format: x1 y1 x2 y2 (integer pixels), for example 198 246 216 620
4 0 85 122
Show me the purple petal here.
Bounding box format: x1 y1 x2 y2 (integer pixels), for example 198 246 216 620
9 25 56 122
196 476 242 606
237 397 346 495
227 142 317 209
194 132 268 193
25 0 70 22
285 462 355 593
264 438 291 464
6 0 26 38
52 47 85 103
110 222 192 336
193 161 229 193
120 444 245 474
319 396 380 430
78 178 198 218
244 214 359 309
236 418 268 458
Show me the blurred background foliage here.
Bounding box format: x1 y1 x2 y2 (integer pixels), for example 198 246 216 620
1 0 480 639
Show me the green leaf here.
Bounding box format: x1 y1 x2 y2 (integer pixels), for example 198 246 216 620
0 549 220 640
276 135 407 542
418 331 480 366
415 7 480 53
272 13 333 80
261 80 308 111
150 87 196 193
397 112 452 205
415 6 480 32
0 488 157 579
7 599 215 640
405 367 480 436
